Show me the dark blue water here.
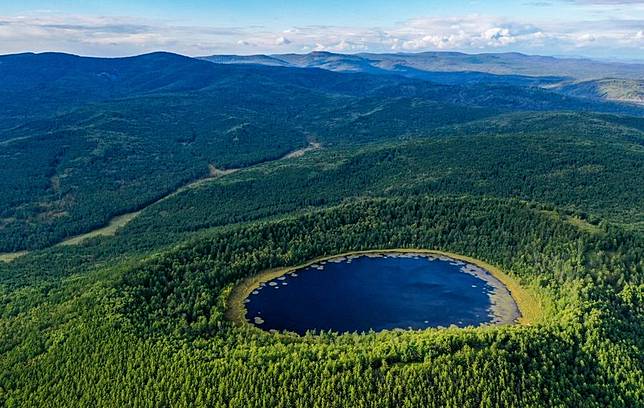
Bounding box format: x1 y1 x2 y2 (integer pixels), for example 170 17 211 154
245 254 495 334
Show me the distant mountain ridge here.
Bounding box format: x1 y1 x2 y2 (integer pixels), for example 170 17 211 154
200 51 644 105
201 51 644 80
3 50 642 132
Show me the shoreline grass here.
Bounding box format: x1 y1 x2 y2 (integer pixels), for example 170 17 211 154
225 248 543 332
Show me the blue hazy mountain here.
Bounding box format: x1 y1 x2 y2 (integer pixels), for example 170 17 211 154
201 51 644 105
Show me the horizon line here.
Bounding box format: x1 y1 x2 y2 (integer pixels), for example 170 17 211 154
3 49 644 64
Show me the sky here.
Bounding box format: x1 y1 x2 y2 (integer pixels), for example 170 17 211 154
0 1 643 60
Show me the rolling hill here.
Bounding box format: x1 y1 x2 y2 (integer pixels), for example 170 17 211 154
554 78 644 106
203 51 644 80
2 52 642 252
0 50 643 408
202 51 644 105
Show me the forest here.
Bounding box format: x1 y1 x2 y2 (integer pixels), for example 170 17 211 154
1 196 642 407
1 52 643 252
0 52 643 407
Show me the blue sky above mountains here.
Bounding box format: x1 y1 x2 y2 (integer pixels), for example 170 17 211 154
1 0 642 60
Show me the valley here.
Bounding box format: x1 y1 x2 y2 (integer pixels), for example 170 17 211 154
0 50 642 408
0 141 323 260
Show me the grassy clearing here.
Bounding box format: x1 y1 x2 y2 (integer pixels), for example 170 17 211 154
0 251 28 263
538 209 602 235
282 142 321 159
2 143 324 261
565 216 602 234
1 210 142 260
58 212 141 246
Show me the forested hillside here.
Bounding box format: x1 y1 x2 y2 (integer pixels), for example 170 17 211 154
1 196 642 406
204 51 644 81
1 52 642 252
0 51 643 407
204 51 644 105
118 111 643 245
554 78 644 106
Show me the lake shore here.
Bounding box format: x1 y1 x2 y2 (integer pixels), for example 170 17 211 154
226 248 542 332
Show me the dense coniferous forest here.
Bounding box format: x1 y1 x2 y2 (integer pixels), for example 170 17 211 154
0 51 643 407
1 52 642 252
2 197 642 407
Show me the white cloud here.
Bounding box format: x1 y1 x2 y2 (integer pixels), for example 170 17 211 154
482 27 517 46
313 39 369 52
0 11 642 60
382 16 550 51
576 33 597 42
275 36 291 45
